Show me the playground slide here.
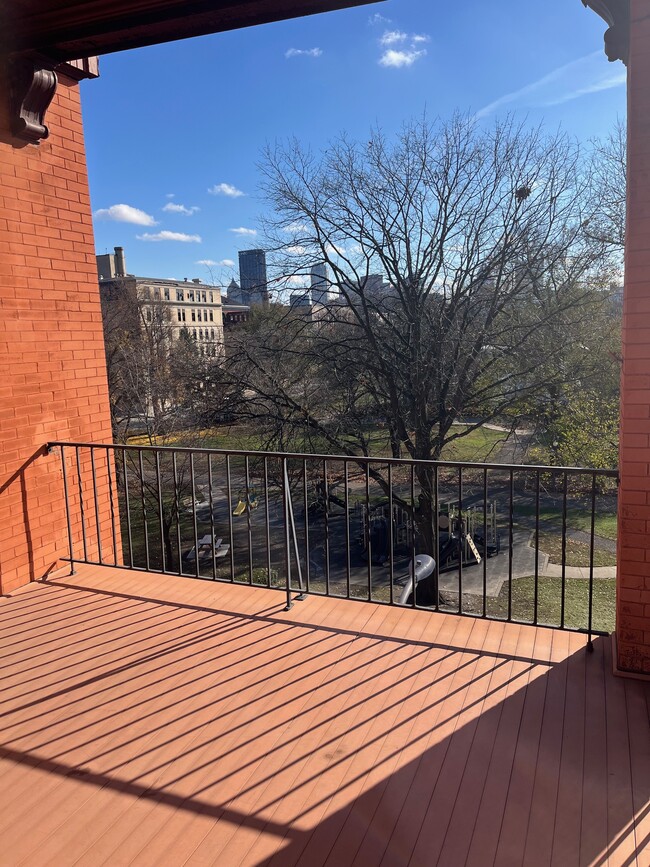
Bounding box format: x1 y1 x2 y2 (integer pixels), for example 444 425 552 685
397 555 436 606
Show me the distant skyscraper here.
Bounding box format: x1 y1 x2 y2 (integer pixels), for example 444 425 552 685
310 262 331 305
238 249 268 304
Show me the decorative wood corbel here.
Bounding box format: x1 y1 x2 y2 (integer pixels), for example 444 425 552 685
582 0 630 65
10 57 58 143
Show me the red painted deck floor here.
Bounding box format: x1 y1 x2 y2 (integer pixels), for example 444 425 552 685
1 565 648 866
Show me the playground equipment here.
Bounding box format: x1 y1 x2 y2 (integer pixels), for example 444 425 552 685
360 500 500 569
232 489 259 517
397 555 437 606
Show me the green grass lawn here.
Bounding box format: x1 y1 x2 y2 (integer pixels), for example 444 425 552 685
536 531 617 567
440 426 506 462
129 423 507 463
484 575 615 633
515 504 617 540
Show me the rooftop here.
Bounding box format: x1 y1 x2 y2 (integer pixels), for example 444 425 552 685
1 564 647 865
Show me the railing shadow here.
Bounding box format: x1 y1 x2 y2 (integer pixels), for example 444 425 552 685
0 580 647 865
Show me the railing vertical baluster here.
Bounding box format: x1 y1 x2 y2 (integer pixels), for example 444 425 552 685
265 457 272 588
208 454 217 582
283 457 292 610
172 452 182 575
75 446 88 563
122 447 134 569
90 447 102 564
190 454 199 579
323 459 330 596
60 445 75 574
482 468 488 618
138 449 149 571
561 472 568 630
411 464 416 609
508 469 514 621
587 473 597 652
155 449 165 572
226 455 235 582
345 460 351 599
388 463 394 606
245 455 253 584
107 446 118 566
367 464 372 602
534 469 540 625
434 464 440 612
458 466 463 614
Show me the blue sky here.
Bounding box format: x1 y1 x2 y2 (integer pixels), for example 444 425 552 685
83 0 626 284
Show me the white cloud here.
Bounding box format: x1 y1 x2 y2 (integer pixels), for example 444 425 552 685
162 202 200 216
368 12 391 26
137 231 202 243
286 245 307 255
285 47 323 59
379 30 407 47
93 204 157 226
196 258 235 267
208 183 245 198
377 29 429 68
475 51 627 119
379 49 426 68
229 227 257 237
165 193 175 199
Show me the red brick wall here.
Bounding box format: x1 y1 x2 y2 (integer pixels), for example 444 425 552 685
0 64 118 595
617 1 650 674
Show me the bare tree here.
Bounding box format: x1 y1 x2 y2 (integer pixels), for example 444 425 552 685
585 117 626 253
223 115 611 553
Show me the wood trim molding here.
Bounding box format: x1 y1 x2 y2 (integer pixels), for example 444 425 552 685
9 57 58 143
582 0 630 65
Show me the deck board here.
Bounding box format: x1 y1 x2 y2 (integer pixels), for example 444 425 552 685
0 565 648 866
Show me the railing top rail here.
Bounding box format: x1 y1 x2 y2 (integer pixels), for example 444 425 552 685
47 441 619 477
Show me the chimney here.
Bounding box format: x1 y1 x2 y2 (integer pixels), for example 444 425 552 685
114 246 127 277
192 278 201 284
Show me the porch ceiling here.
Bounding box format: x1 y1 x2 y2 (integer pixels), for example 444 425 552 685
3 0 383 61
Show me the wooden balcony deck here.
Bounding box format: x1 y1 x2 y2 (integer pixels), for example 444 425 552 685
1 565 648 866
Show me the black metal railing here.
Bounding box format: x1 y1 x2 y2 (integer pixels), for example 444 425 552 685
48 442 619 646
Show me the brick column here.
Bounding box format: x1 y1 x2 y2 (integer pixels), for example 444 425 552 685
617 0 650 674
0 61 119 594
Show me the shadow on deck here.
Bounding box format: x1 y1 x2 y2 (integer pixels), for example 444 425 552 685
0 565 648 865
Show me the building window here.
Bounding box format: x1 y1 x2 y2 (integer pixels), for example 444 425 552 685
211 328 215 339
191 309 196 322
177 309 182 322
153 288 160 300
143 287 151 300
146 307 152 322
164 288 170 301
199 329 203 340
209 310 214 321
188 290 195 302
193 329 197 339
209 292 214 303
202 291 207 302
176 289 184 301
